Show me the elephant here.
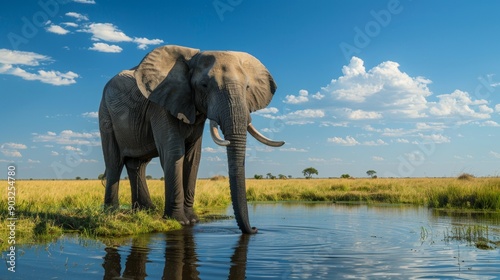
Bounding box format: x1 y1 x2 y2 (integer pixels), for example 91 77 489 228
99 45 284 234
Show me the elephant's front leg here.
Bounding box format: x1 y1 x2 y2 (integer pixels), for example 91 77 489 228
163 152 189 224
152 113 189 224
183 124 204 223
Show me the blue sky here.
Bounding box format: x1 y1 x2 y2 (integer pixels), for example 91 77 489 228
2 0 500 179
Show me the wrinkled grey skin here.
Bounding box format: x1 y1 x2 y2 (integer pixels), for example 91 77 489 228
99 45 283 234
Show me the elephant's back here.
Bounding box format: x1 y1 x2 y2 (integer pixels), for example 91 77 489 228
103 70 157 158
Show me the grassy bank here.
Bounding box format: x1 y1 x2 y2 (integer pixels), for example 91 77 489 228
1 177 499 248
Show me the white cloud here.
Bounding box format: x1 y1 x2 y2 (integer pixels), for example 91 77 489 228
73 0 96 4
490 151 500 159
33 130 100 146
202 147 225 153
481 120 500 127
327 136 387 146
206 156 223 162
327 136 360 146
308 157 326 163
46 24 70 35
51 151 60 156
372 156 384 161
321 57 432 118
279 147 308 152
0 49 78 86
364 139 387 146
429 90 491 119
82 111 98 118
255 107 279 114
1 142 27 158
0 49 51 66
66 12 89 21
81 23 133 42
62 22 79 28
287 109 325 119
284 89 309 104
89 42 123 53
396 138 410 144
133 37 164 50
63 145 81 151
80 23 163 50
311 92 325 100
27 159 41 164
418 133 450 144
344 109 382 120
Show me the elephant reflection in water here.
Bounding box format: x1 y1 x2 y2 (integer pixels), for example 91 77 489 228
102 228 250 279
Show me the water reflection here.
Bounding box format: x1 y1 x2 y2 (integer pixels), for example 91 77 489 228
101 227 250 279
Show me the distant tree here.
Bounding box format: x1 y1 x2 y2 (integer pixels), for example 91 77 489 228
302 167 318 179
288 175 293 179
278 174 287 180
340 174 351 179
254 174 263 179
146 175 153 180
266 173 274 179
98 173 105 180
366 170 377 178
75 176 82 180
160 177 164 181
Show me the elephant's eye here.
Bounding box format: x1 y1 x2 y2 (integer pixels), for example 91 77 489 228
202 83 208 88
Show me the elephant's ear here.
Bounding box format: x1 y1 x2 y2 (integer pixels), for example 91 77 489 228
237 52 277 112
135 45 200 124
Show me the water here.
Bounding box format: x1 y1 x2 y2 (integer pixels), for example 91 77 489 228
3 203 500 279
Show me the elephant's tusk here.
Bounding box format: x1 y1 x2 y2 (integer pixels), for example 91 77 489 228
210 120 231 146
247 123 285 147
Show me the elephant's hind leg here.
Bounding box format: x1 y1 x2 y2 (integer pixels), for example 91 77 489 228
125 158 155 210
100 104 124 210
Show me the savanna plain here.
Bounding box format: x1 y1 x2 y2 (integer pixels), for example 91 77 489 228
1 176 500 250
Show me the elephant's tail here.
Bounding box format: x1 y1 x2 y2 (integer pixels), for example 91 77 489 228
101 169 106 187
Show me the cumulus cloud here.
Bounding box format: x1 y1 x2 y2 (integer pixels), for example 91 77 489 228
89 42 123 53
0 49 78 85
418 133 450 144
66 12 89 21
82 112 99 118
33 130 100 146
327 136 360 146
322 57 432 118
284 89 309 104
82 23 132 42
428 90 491 119
327 136 387 146
344 109 382 120
46 24 70 35
133 37 164 50
1 142 27 158
80 23 163 50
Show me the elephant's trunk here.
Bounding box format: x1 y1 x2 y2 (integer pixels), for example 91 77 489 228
225 133 257 234
210 85 257 234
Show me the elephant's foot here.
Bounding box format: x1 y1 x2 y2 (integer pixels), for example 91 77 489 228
132 201 157 212
185 207 199 224
163 211 190 226
103 203 119 213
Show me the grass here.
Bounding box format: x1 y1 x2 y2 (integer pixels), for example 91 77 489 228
1 177 499 249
